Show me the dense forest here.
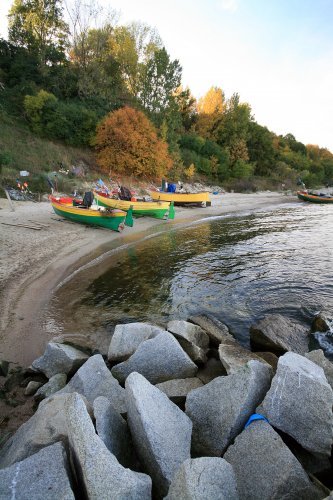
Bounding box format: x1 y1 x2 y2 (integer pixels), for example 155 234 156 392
1 0 333 191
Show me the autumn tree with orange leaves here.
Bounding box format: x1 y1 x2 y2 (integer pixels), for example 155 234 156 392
94 106 173 179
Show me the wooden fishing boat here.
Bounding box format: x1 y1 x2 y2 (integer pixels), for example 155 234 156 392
150 190 211 206
94 191 175 219
297 190 333 204
49 195 133 231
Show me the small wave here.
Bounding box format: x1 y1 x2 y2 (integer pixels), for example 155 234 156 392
313 331 333 359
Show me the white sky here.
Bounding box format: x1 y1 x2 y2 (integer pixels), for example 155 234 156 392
1 0 333 152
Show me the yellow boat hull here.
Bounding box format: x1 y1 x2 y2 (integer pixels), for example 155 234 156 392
150 191 211 205
94 191 174 219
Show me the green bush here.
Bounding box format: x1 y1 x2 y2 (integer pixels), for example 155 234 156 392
179 134 205 152
24 90 98 146
232 160 254 179
24 90 58 135
0 150 13 174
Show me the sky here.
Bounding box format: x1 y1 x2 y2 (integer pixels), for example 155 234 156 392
1 0 333 151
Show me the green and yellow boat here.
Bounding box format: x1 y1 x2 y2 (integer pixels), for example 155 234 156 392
150 190 211 206
94 191 175 219
297 190 333 204
50 196 133 231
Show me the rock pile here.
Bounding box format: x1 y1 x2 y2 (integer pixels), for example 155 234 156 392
0 316 333 499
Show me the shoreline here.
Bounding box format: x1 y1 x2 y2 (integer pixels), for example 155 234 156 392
0 191 296 367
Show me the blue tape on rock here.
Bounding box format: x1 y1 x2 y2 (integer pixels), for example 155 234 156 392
244 413 269 429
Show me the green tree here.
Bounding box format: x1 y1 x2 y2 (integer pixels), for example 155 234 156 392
174 86 197 132
283 133 306 155
69 24 127 108
247 122 276 176
111 22 162 99
139 47 182 118
8 0 69 67
232 159 254 179
218 93 252 146
217 93 253 166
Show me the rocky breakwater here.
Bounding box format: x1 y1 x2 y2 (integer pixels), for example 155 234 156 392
0 315 333 499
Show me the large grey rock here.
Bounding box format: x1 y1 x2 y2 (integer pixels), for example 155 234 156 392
259 352 333 455
185 360 271 456
165 457 239 500
34 373 67 400
58 354 126 413
0 393 85 468
108 322 164 362
188 314 233 345
189 315 266 373
111 332 198 385
250 314 309 354
306 349 333 389
197 358 226 384
155 378 203 404
167 320 209 348
176 338 208 364
93 396 139 470
125 372 192 498
224 420 322 500
65 392 151 499
32 342 89 378
0 442 74 499
218 343 270 374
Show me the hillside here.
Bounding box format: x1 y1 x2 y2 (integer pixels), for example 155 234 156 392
0 112 97 194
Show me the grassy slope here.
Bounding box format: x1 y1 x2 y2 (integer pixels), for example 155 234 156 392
0 112 96 178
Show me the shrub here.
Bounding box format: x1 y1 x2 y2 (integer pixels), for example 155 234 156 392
24 90 98 146
94 106 173 179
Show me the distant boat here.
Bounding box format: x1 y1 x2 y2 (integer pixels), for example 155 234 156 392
297 190 333 204
50 195 133 231
94 191 175 219
150 190 211 206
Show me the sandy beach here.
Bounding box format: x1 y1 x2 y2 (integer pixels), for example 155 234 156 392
0 191 295 367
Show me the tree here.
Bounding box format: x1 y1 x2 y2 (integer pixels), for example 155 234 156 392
228 138 249 164
110 22 162 99
8 0 69 67
232 159 254 179
247 122 276 176
217 93 253 165
94 106 173 179
197 86 224 115
283 133 306 155
70 25 126 107
174 86 197 131
194 87 224 141
139 47 182 118
136 46 183 152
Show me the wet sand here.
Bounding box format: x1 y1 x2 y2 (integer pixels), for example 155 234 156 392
0 191 295 366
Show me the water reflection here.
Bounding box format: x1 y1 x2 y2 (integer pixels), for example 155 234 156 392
49 203 333 347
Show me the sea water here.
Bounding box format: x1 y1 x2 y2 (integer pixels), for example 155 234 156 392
49 200 333 356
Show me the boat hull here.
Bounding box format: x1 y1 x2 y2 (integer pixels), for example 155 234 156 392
150 190 211 206
50 198 128 231
94 191 174 219
297 191 333 204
